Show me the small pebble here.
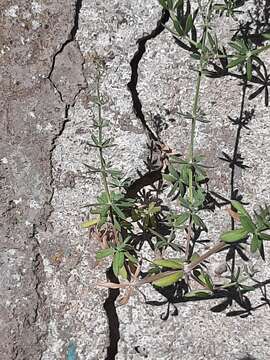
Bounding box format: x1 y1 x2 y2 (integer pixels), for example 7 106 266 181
214 262 227 275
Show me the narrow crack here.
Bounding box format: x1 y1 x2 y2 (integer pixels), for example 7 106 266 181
36 1 84 357
102 9 170 360
48 0 83 80
127 9 170 142
47 0 84 101
47 0 85 216
103 268 120 360
124 10 171 197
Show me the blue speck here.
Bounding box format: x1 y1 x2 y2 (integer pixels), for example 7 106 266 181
67 341 77 360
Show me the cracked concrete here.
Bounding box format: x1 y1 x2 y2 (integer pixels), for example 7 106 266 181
1 0 270 359
0 0 85 358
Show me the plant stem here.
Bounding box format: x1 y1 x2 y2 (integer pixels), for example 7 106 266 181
185 0 212 261
185 241 225 273
133 241 226 288
189 68 203 165
96 75 111 203
229 79 248 280
96 74 115 225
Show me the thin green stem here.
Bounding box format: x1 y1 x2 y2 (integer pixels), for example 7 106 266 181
185 67 202 261
96 75 116 226
185 0 213 261
96 75 111 204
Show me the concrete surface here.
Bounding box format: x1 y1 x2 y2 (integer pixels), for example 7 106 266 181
1 0 270 359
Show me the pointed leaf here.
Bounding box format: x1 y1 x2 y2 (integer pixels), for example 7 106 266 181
259 232 270 240
118 265 128 279
231 201 250 218
246 58 252 81
124 252 138 264
112 205 126 220
96 248 114 260
153 259 184 270
185 14 193 34
112 251 125 276
163 174 177 183
174 212 190 227
81 218 99 228
153 271 183 287
250 234 262 253
227 56 246 68
240 215 256 233
220 227 249 243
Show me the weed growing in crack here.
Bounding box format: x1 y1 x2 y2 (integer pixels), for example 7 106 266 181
82 1 270 316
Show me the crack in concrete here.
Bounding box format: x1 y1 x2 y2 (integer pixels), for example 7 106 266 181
103 268 120 360
31 1 85 357
47 0 84 102
47 0 86 219
102 9 170 360
47 0 83 80
127 9 170 142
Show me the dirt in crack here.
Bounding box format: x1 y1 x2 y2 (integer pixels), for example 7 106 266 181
103 267 120 360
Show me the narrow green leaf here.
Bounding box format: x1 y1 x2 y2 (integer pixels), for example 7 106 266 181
174 0 183 10
149 228 168 243
229 41 245 52
174 212 190 227
185 14 193 34
158 0 167 8
227 56 246 68
96 248 114 260
240 215 256 233
100 205 110 218
112 251 125 276
207 32 216 50
168 165 179 179
118 265 128 279
153 271 183 287
220 227 249 243
163 174 176 183
184 289 212 298
91 134 100 147
252 44 270 56
112 205 126 220
168 181 179 198
153 259 184 270
194 269 213 290
246 58 252 81
167 0 173 10
259 232 270 240
173 19 184 36
81 218 99 228
124 252 138 264
250 234 261 253
231 201 250 218
113 217 121 231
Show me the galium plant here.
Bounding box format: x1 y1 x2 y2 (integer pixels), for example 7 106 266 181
82 1 270 309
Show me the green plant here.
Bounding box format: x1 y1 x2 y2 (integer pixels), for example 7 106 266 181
82 1 270 310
